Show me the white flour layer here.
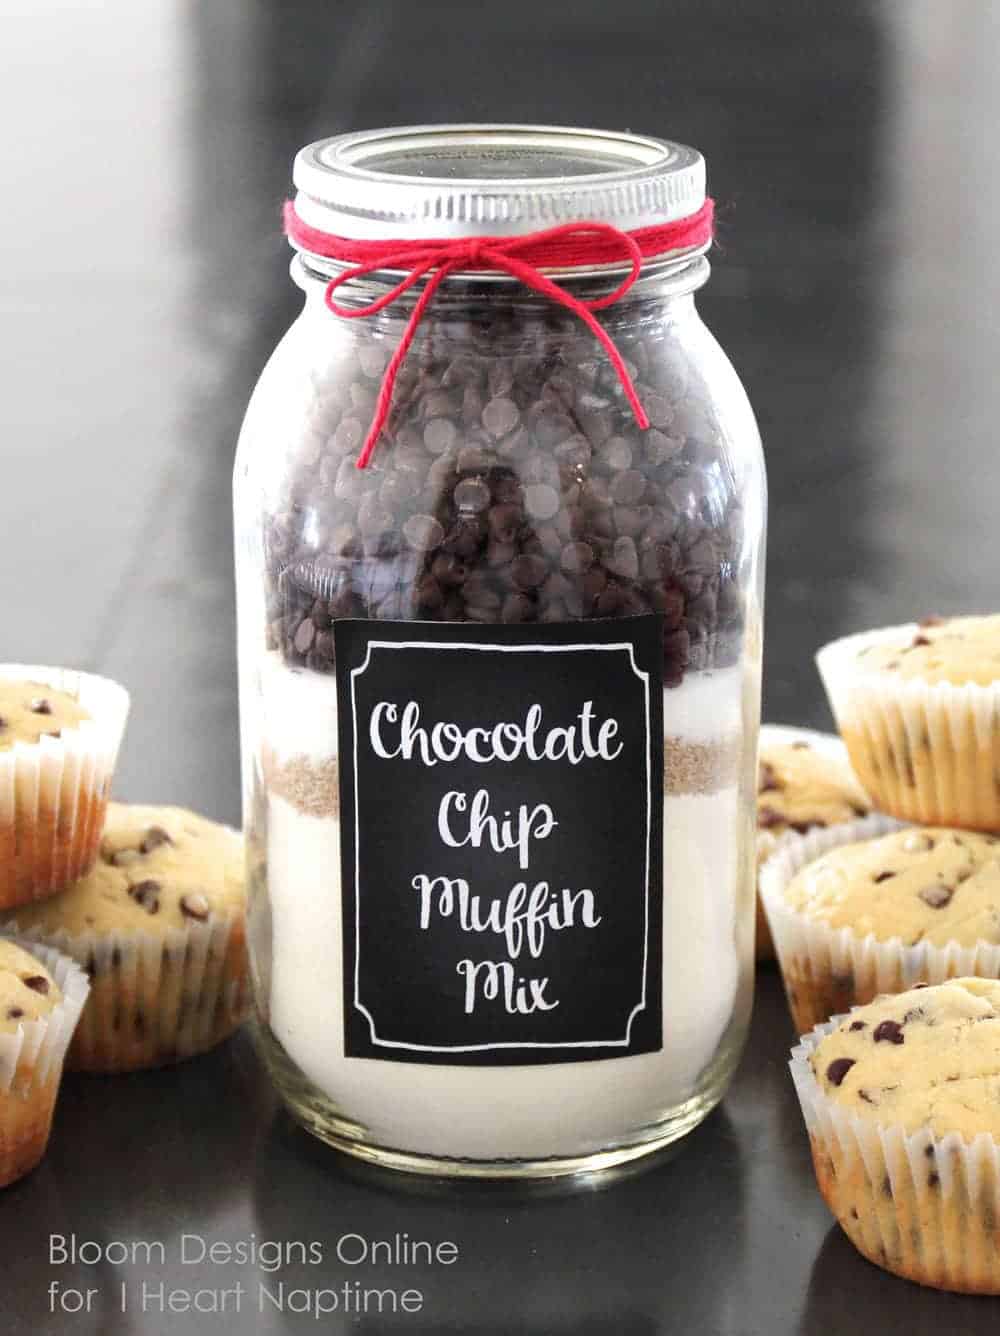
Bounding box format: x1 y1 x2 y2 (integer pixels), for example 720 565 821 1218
265 778 744 1161
261 656 746 763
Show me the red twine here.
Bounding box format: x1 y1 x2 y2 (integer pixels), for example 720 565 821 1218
283 199 714 468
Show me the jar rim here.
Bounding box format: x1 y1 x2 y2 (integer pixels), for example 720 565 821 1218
292 123 706 241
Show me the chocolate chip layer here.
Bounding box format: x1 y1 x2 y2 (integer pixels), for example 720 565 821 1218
260 308 746 686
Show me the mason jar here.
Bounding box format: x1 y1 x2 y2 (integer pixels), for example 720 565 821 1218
234 124 766 1178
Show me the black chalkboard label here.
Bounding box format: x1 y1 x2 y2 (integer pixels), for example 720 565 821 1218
335 616 664 1065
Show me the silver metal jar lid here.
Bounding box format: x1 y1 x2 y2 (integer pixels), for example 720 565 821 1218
292 124 706 240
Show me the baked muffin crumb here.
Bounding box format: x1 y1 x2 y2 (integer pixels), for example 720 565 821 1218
811 978 1000 1141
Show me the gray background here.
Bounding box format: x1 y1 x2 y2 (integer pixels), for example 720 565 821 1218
2 1 999 1331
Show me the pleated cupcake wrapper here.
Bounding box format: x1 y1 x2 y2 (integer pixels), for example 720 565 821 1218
5 912 250 1072
0 665 130 907
817 627 1000 829
791 1016 1000 1293
756 813 1000 1032
0 939 90 1096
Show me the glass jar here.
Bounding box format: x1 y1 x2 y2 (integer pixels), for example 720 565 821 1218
234 125 766 1178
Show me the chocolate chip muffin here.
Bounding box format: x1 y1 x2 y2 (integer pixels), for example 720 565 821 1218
0 938 89 1187
792 978 1000 1293
0 667 129 911
760 820 1000 1034
818 615 1000 830
755 725 870 961
2 804 249 1072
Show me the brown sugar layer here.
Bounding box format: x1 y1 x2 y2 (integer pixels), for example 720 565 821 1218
265 752 341 818
664 736 740 796
265 738 736 813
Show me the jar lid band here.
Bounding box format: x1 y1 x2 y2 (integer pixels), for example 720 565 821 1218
292 125 707 240
283 201 715 469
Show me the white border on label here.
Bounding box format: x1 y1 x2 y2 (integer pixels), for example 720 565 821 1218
350 640 653 1052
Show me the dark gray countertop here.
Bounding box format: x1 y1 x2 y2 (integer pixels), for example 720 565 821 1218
6 973 996 1335
4 0 1000 1331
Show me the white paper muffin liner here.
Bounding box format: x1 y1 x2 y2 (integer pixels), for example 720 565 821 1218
791 1012 1000 1293
755 723 868 962
0 938 91 1187
5 914 250 1073
0 938 90 1095
0 665 130 908
817 625 1000 830
758 812 1000 1034
3 830 250 1072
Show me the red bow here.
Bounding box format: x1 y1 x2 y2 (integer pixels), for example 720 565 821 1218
283 200 714 468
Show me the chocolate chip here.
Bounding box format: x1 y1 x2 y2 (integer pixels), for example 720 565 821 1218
30 698 52 715
180 893 210 922
524 483 560 521
129 880 161 914
6 1007 24 1021
293 618 316 655
454 478 492 514
643 394 674 429
604 436 634 471
403 514 445 552
873 1020 905 1045
758 761 781 793
757 807 784 830
140 826 173 855
510 554 548 590
482 397 520 439
610 470 646 506
607 536 639 581
560 541 594 575
21 975 49 995
423 417 458 455
260 312 745 680
501 593 533 624
109 848 142 867
849 1020 866 1031
912 634 931 648
827 1057 856 1086
918 884 953 909
873 870 895 884
0 716 6 729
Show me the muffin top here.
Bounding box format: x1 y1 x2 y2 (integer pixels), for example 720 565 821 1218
858 613 1000 685
783 826 1000 945
0 681 89 752
9 804 243 938
0 941 61 1033
757 739 868 839
810 978 1000 1140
